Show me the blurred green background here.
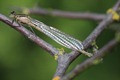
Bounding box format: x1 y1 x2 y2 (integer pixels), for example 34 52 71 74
0 0 120 80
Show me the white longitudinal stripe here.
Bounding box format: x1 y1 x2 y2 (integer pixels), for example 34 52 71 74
49 27 84 50
39 26 72 48
51 30 80 50
11 13 84 51
29 18 84 51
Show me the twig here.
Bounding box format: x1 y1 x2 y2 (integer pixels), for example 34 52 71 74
25 8 106 21
0 1 120 80
30 8 105 21
53 0 120 78
69 0 120 61
83 0 120 48
61 39 119 80
0 14 58 56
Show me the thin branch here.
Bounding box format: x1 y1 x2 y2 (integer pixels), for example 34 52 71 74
25 7 105 21
53 0 120 78
83 0 120 48
61 39 119 80
0 14 58 56
0 1 120 80
69 0 120 61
